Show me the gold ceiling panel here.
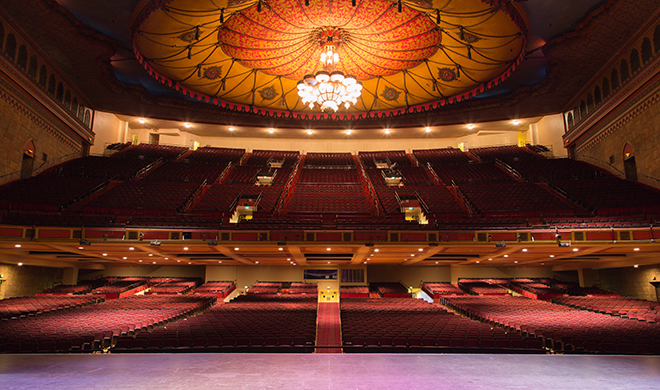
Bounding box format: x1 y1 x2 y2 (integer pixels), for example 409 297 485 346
132 0 527 117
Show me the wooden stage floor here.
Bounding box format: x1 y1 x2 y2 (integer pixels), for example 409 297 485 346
1 353 660 389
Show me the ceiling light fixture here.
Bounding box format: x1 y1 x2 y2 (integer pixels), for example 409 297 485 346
512 120 520 125
425 127 431 133
183 122 192 128
467 124 475 129
268 128 275 134
307 129 313 135
14 244 21 248
228 126 234 132
138 118 146 124
385 129 390 134
297 29 362 111
346 129 352 135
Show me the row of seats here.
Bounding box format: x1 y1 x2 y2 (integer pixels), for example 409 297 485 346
442 295 660 354
553 296 660 323
0 295 101 320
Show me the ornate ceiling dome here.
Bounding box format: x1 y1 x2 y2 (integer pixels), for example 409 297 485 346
132 0 528 119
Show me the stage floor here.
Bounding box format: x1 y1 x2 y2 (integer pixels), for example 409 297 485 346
1 353 660 389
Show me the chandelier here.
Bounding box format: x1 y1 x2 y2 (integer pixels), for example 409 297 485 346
297 39 362 112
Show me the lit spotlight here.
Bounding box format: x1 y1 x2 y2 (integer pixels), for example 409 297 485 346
522 249 528 252
14 244 21 248
327 248 331 251
307 129 313 135
129 247 134 250
183 247 189 251
228 127 234 132
346 130 352 135
183 123 192 128
634 264 639 268
467 124 475 129
152 261 156 264
234 247 239 251
17 262 23 266
418 248 423 252
634 248 640 251
78 246 84 250
549 255 555 258
384 129 390 134
374 249 379 252
279 248 283 251
512 120 521 125
123 257 127 260
514 261 518 263
138 118 146 124
268 128 275 134
219 261 222 264
503 255 509 258
102 253 108 256
476 261 480 264
573 248 578 252
425 127 431 133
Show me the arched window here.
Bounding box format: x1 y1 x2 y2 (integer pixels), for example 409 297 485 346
602 78 611 97
78 105 85 120
64 91 71 110
47 74 56 95
28 56 37 79
580 100 587 118
38 66 47 88
4 33 16 59
83 109 91 127
587 94 594 112
642 38 652 63
56 83 64 103
655 25 660 53
630 49 641 73
71 97 78 114
567 112 574 129
574 106 580 122
594 87 602 106
611 69 619 90
17 45 27 69
620 60 630 81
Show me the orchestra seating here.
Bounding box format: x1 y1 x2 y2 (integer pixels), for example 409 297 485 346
0 295 214 353
552 296 660 323
341 298 544 353
0 295 101 320
422 282 465 299
247 282 282 295
287 184 371 214
303 153 354 167
38 285 93 295
146 281 198 295
507 280 565 300
341 286 370 298
244 150 299 168
110 295 317 353
442 295 660 354
288 283 318 295
459 280 510 295
372 282 410 298
194 281 236 298
91 280 148 299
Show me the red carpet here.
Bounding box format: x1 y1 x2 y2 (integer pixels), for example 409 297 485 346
316 302 342 353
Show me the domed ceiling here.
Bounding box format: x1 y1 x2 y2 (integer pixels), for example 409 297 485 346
132 0 527 119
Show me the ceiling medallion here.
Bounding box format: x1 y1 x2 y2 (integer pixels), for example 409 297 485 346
133 0 528 117
380 86 401 102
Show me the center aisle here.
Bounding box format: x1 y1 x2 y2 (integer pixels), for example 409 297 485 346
316 302 342 353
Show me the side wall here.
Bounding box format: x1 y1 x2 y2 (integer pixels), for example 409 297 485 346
599 265 660 301
0 264 61 299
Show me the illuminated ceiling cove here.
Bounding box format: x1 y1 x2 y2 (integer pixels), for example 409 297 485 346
132 0 527 119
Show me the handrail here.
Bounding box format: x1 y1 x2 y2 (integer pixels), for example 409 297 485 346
356 157 380 216
414 191 431 216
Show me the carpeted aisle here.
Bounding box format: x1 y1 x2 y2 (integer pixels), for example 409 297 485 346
316 302 342 353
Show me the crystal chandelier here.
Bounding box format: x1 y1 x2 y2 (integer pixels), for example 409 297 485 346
297 41 362 112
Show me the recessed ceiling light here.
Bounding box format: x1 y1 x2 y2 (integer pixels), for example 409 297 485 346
287 258 290 260
425 127 431 133
138 260 142 262
218 261 222 264
268 128 274 133
152 261 156 264
503 255 508 258
573 248 579 252
183 247 189 251
278 247 283 251
411 254 415 257
488 258 492 261
541 263 545 266
234 247 239 251
467 124 475 129
512 120 521 125
138 118 146 124
123 257 127 260
228 126 234 132
634 248 640 251
17 262 23 266
183 122 192 128
522 249 528 252
78 246 84 250
363 262 367 264
327 261 331 264
188 262 192 264
346 130 352 135
129 247 134 250
418 248 423 252
550 255 555 258
255 261 259 264
177 260 181 262
148 254 153 256
327 248 331 251
514 261 518 263
435 261 439 264
476 261 480 264
374 249 379 252
102 253 107 256
14 244 21 248
164 257 168 260
307 129 313 135
384 129 390 134
634 264 639 268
